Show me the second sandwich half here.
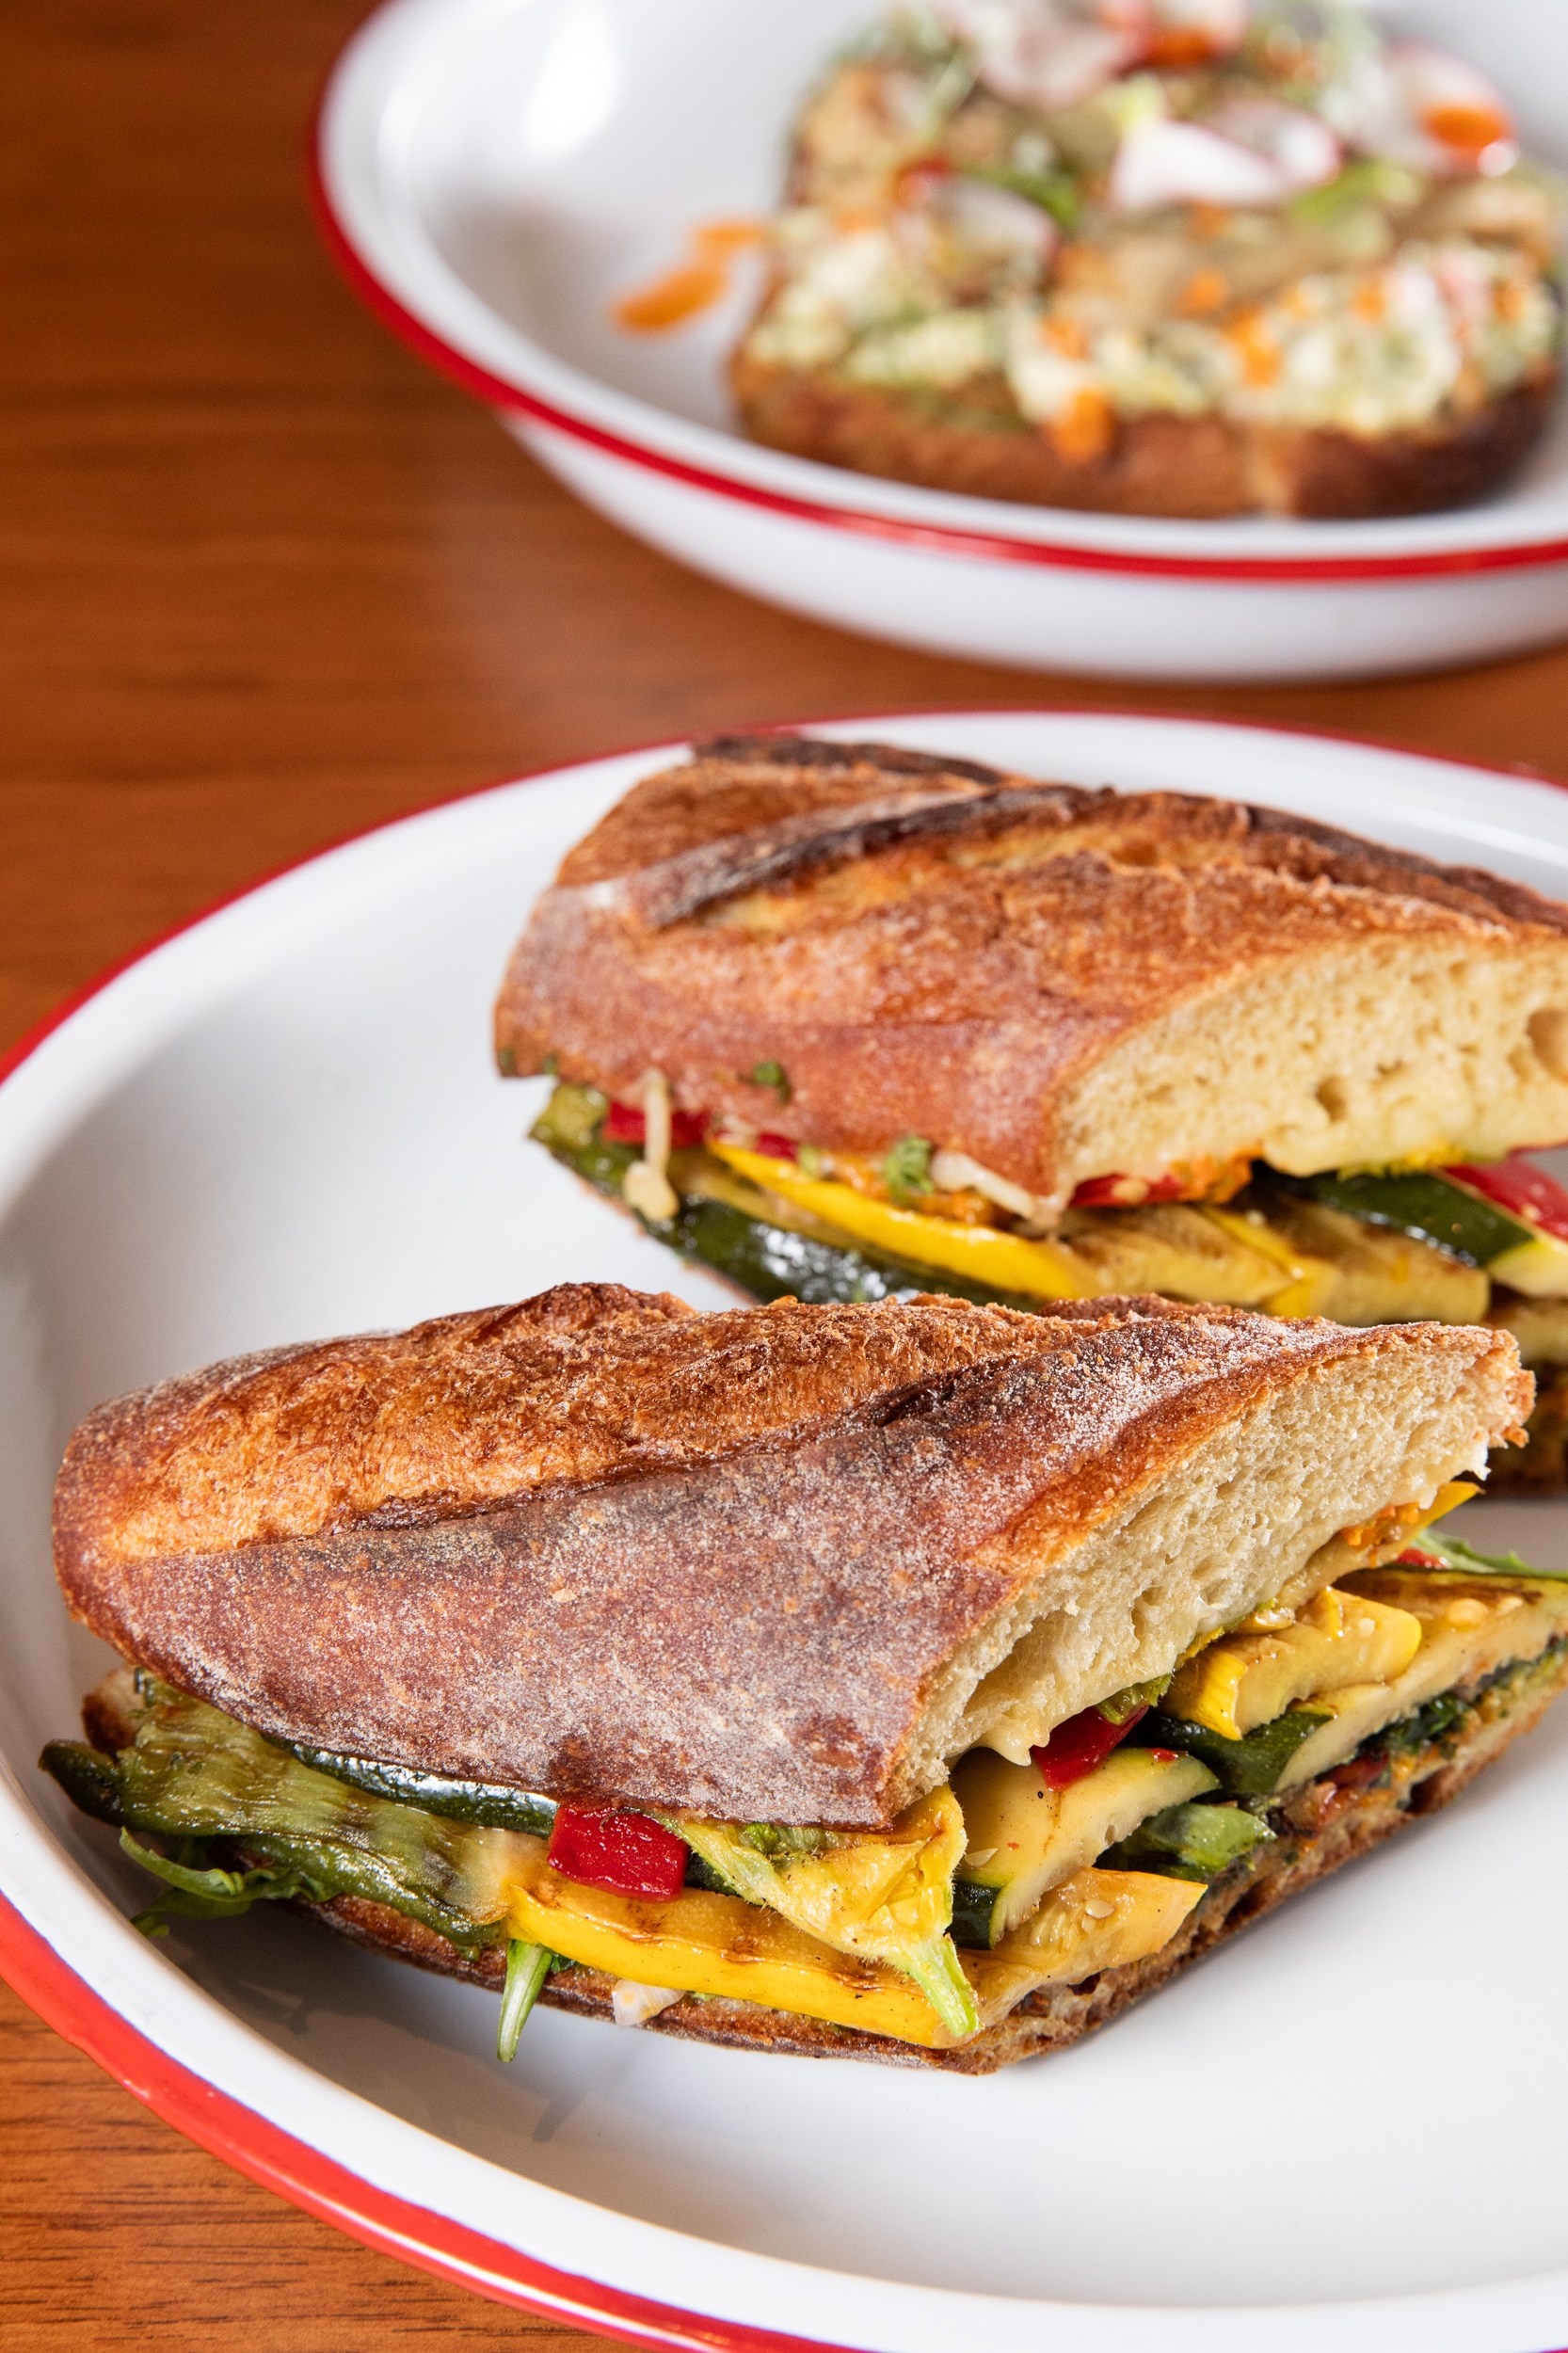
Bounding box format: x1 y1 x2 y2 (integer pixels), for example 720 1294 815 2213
42 1284 1565 2070
499 732 1568 1491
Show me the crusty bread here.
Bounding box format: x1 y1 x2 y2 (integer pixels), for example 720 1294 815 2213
494 735 1568 1214
286 1634 1568 2071
55 1281 1528 1825
731 352 1560 521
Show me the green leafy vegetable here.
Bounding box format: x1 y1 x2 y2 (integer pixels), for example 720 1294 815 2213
1288 157 1426 225
742 1822 830 1860
1396 1527 1568 1583
964 162 1082 228
747 1060 792 1104
497 1939 552 2059
1098 1674 1173 1725
1100 1800 1273 1883
120 1832 328 1936
882 1135 935 1203
532 1080 614 1160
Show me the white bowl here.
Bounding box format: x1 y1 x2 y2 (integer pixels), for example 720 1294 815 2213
314 0 1568 682
8 711 1568 2347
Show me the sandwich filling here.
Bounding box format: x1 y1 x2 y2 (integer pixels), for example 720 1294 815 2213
727 0 1563 480
532 1080 1568 1489
46 1503 1568 2055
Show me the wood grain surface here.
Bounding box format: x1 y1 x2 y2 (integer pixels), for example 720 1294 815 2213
6 0 1568 2341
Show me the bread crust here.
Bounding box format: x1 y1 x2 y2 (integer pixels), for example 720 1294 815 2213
51 1283 1524 1824
494 734 1568 1200
293 1635 1568 2071
729 353 1559 520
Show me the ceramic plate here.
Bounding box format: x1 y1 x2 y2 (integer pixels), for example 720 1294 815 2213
314 0 1568 680
6 712 1568 2351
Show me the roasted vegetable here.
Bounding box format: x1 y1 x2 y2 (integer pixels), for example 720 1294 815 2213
1128 1706 1333 1795
1099 1800 1275 1883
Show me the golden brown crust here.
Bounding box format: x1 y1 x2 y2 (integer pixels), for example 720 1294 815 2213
52 1282 1520 1823
729 351 1559 520
494 734 1568 1195
296 1636 1568 2070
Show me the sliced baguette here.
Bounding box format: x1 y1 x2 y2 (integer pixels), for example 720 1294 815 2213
54 1282 1527 1826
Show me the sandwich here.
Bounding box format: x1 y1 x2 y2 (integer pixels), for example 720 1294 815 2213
728 0 1563 519
41 1280 1568 2070
498 731 1568 1491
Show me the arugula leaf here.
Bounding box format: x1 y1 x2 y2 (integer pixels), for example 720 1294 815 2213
120 1831 328 1936
1398 1528 1568 1583
882 1135 935 1203
497 1939 553 2060
1098 1673 1173 1726
964 162 1082 229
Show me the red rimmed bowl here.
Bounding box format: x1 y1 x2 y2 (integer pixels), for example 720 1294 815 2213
314 0 1568 681
7 712 1568 2345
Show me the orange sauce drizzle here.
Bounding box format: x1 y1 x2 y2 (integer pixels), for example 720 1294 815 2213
613 219 765 334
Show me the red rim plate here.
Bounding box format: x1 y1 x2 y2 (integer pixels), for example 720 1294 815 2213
2 711 1566 2337
307 49 1568 590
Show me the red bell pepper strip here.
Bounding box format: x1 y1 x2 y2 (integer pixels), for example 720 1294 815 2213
1032 1704 1150 1789
754 1132 798 1160
547 1805 691 1899
601 1100 709 1150
1069 1173 1189 1209
1444 1155 1568 1244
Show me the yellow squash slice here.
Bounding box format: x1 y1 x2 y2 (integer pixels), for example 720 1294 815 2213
665 1786 977 2037
966 1867 1205 2025
1165 1585 1423 1739
503 1833 969 2048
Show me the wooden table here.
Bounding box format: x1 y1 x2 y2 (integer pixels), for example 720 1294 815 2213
6 1 1568 2342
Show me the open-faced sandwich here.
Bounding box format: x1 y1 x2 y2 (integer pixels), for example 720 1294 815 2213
500 733 1568 1492
729 0 1563 517
41 1282 1565 2070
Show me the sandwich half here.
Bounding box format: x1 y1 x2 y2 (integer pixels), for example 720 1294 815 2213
498 731 1568 1491
43 1282 1567 2071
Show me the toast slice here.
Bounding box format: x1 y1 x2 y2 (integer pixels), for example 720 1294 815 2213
725 10 1562 520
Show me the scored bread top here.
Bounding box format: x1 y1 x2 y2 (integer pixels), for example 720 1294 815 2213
55 1284 1529 1824
494 735 1568 1209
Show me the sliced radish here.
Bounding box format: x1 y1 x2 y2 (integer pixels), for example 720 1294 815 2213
1112 115 1294 210
934 174 1061 263
1202 95 1341 192
935 0 1139 112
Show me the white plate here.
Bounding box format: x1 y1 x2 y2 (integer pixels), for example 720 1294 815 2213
313 0 1568 682
6 712 1568 2351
